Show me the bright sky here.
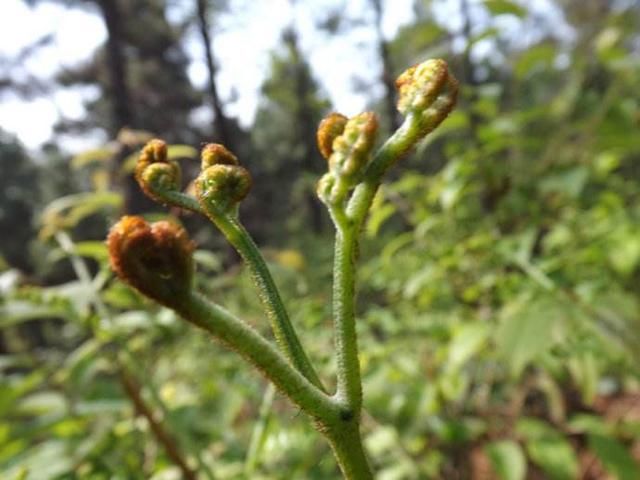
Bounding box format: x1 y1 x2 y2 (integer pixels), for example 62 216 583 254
0 0 415 151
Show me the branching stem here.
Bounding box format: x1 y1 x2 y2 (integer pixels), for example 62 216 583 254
332 222 362 412
348 114 420 225
176 291 332 418
120 59 458 477
174 291 373 478
201 209 325 390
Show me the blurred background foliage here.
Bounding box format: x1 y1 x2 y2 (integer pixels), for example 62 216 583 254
1 0 640 478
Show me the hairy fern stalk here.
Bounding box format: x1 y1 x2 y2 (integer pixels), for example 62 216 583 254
107 58 458 479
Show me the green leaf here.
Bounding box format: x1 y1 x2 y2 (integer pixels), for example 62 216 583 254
486 440 526 480
193 250 223 273
470 27 500 46
367 203 396 238
589 434 640 480
61 338 103 387
72 241 109 261
539 166 589 198
483 0 527 18
567 352 600 403
121 151 140 173
515 44 556 78
446 323 490 371
516 418 579 480
365 426 399 457
74 399 128 415
106 310 155 334
607 227 640 276
102 282 144 309
0 371 46 417
19 391 66 415
0 301 69 328
46 281 93 317
527 438 578 480
381 232 414 265
71 147 114 169
40 192 122 237
496 297 564 376
3 441 72 479
594 151 621 177
516 417 556 439
567 414 610 436
167 144 198 160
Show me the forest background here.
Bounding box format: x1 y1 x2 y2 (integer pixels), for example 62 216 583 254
1 0 639 478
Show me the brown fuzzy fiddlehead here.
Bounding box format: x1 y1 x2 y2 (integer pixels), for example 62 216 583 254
135 139 182 205
316 112 379 207
395 58 458 139
107 216 195 308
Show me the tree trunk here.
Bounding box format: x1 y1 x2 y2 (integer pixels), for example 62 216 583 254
196 0 233 148
371 0 400 131
96 0 155 213
286 29 324 233
96 0 133 134
460 0 510 214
